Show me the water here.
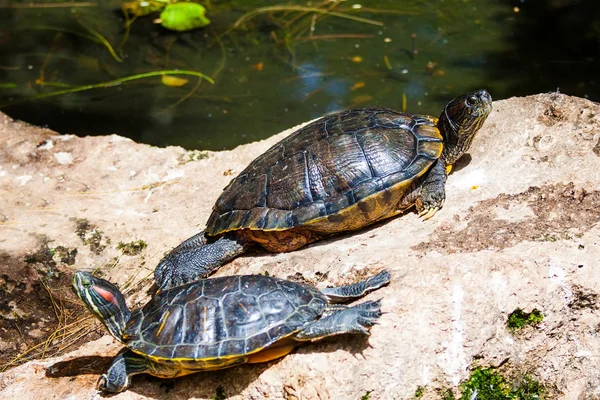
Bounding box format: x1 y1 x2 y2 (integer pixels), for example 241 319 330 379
0 0 598 150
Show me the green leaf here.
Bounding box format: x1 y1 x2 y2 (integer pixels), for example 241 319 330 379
160 3 211 32
123 0 167 17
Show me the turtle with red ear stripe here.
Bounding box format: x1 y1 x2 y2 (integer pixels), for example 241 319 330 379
73 269 390 392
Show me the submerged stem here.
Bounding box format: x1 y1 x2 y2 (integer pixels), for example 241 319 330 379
0 70 214 108
232 5 384 30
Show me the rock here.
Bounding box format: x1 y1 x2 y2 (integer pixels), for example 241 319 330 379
1 93 600 399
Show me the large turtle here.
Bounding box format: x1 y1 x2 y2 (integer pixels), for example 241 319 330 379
156 90 492 289
72 269 389 392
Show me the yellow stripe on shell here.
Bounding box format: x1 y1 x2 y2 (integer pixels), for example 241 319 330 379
155 310 170 337
135 331 301 365
209 118 443 235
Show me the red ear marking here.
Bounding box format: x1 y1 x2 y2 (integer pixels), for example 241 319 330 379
95 286 118 307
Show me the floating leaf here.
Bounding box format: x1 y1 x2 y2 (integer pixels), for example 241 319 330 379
250 62 264 72
159 3 211 32
122 0 166 17
383 55 392 70
350 81 365 91
161 75 189 87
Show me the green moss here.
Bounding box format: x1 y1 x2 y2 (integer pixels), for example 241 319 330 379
512 376 545 399
360 391 372 400
24 244 57 278
507 308 544 331
441 389 456 400
23 241 78 279
185 150 210 162
72 218 110 254
537 233 558 242
73 218 92 241
117 240 148 255
54 246 78 265
415 386 424 398
212 385 226 400
460 368 545 400
460 368 510 400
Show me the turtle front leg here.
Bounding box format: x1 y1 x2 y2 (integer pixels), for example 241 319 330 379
294 300 383 340
167 230 209 253
98 350 150 393
155 232 249 290
415 158 448 220
321 270 390 304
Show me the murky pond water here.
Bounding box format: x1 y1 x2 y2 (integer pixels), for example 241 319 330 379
0 0 598 150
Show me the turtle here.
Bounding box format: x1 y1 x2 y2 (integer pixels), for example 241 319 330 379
155 90 492 290
72 269 390 392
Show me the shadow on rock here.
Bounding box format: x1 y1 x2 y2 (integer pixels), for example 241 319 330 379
127 362 274 399
46 355 114 377
295 334 374 358
48 337 371 398
127 338 371 398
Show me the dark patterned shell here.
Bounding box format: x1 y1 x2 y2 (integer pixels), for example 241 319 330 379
123 275 327 366
206 108 443 235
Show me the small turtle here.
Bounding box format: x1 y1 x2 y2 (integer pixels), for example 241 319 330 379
73 269 389 392
156 90 492 289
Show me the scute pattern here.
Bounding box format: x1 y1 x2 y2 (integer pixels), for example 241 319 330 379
206 108 442 235
222 290 265 338
258 289 296 325
125 275 328 363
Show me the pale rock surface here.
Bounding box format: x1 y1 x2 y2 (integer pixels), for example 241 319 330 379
1 93 600 399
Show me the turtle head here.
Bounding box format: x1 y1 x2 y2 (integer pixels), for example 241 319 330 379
72 271 131 341
438 89 492 165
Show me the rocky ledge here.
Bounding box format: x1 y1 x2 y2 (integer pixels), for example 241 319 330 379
1 93 600 399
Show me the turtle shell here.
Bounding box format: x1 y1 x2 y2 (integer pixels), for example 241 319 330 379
206 108 443 236
123 275 327 369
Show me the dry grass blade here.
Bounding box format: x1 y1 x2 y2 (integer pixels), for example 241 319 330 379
1 280 95 371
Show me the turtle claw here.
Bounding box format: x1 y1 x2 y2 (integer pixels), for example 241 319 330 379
419 207 439 220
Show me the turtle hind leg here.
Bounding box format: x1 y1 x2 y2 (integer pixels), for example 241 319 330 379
155 231 248 290
294 300 383 341
320 270 390 303
98 350 150 393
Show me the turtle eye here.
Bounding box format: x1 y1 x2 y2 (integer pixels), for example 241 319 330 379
466 95 477 107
